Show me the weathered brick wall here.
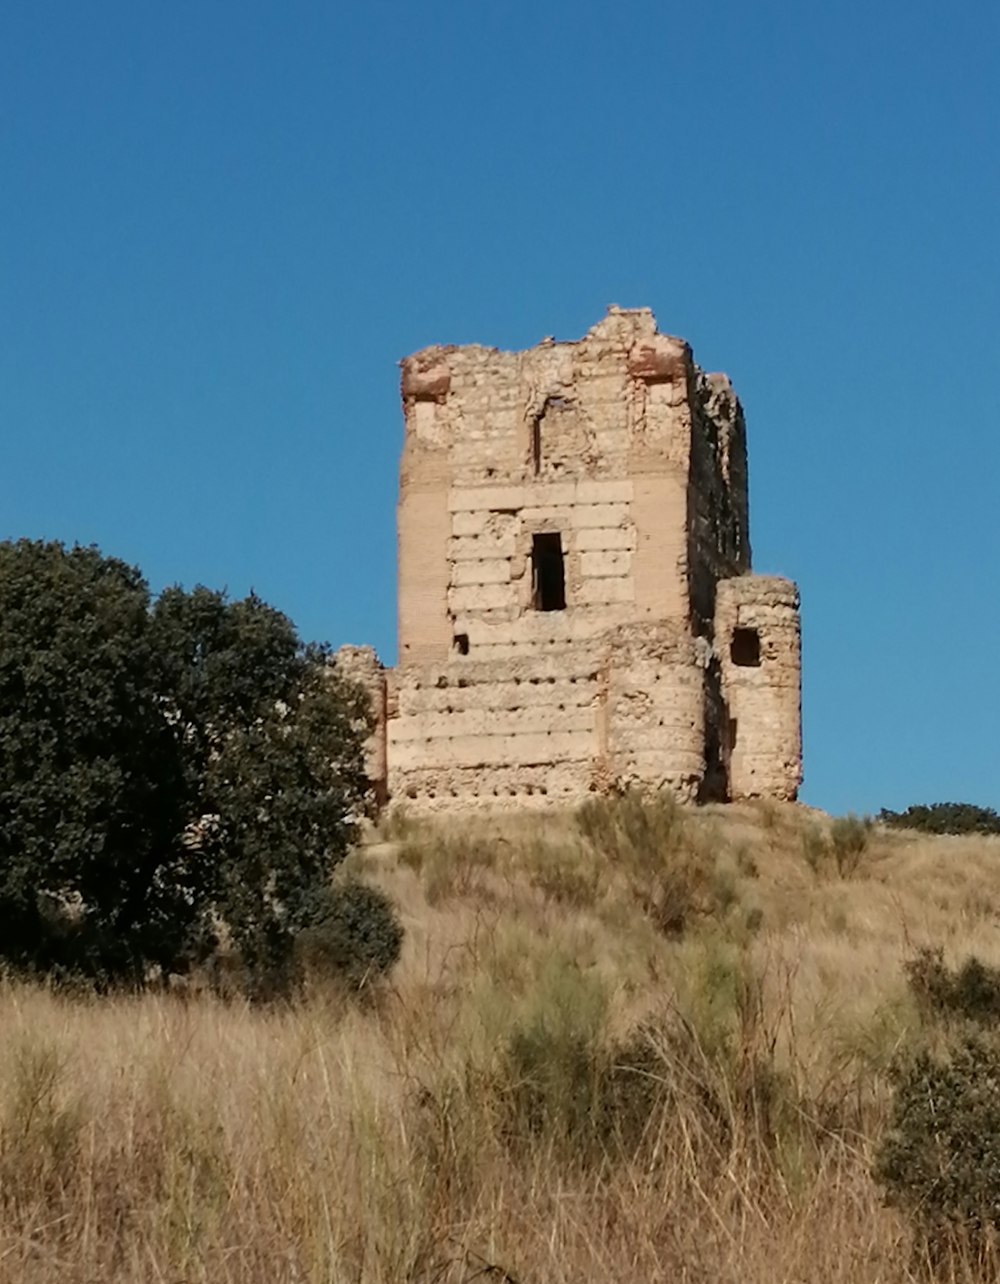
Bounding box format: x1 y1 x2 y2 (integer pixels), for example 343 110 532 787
386 623 706 810
604 623 707 802
379 307 802 810
398 307 694 668
330 644 388 805
387 648 603 808
714 576 802 801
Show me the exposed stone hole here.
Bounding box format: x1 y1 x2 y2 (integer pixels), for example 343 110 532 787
453 632 469 656
435 675 449 689
531 532 566 611
406 786 418 799
539 786 548 796
731 627 761 667
457 678 470 688
729 717 738 750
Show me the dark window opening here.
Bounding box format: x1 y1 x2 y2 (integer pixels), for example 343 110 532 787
453 632 469 656
531 532 566 611
531 418 542 475
730 627 761 667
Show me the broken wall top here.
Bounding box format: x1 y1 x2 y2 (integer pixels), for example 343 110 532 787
399 306 748 489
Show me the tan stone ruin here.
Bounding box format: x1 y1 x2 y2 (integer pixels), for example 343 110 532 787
337 306 802 810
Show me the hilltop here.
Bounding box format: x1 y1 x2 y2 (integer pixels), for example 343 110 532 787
1 798 997 1282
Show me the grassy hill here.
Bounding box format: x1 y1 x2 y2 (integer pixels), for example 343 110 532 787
1 798 998 1283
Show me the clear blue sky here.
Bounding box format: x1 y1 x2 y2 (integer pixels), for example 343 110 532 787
2 1 997 815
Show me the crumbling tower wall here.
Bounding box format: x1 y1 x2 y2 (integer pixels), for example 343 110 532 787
331 644 388 806
343 307 803 811
714 576 802 801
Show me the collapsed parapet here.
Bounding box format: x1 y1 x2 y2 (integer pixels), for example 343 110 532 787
337 307 802 811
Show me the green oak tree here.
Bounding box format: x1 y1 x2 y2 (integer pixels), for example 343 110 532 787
0 540 371 991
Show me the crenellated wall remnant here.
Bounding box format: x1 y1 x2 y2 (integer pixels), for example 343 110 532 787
337 306 802 810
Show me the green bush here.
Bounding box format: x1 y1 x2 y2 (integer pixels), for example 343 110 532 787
879 803 1000 836
874 1035 1000 1263
296 882 404 989
501 1020 662 1163
522 837 603 908
829 813 872 877
800 823 829 876
576 790 712 935
906 949 1000 1027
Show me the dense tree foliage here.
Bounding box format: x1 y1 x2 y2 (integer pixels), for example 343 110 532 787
879 803 1000 837
0 539 372 990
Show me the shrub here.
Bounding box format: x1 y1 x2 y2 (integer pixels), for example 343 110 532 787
906 949 1000 1027
522 837 603 908
501 1019 663 1164
879 803 1000 836
829 813 872 877
576 791 712 935
296 882 404 990
801 823 829 876
478 957 665 1166
874 1035 1000 1263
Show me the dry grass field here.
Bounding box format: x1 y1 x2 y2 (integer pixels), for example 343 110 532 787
1 798 998 1283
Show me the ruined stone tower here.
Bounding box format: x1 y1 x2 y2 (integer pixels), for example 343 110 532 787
340 306 802 810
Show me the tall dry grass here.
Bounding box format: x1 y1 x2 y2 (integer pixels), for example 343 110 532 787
0 800 998 1282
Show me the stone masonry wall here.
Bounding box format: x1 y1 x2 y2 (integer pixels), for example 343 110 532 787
714 576 802 801
386 622 706 810
397 308 696 668
376 308 803 811
331 645 388 805
604 622 707 801
387 648 602 809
